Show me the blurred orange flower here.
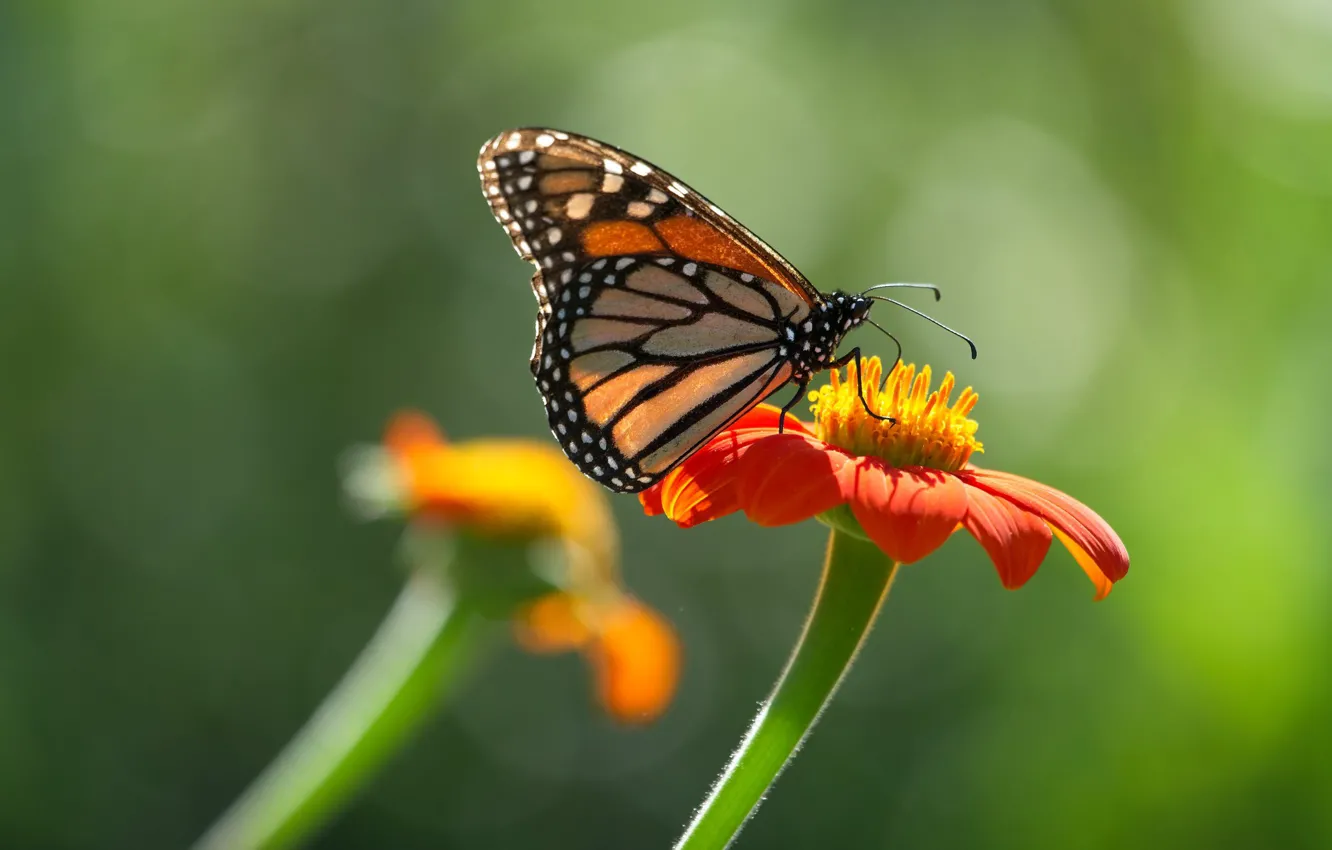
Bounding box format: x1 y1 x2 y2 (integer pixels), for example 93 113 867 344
366 411 680 723
641 358 1128 599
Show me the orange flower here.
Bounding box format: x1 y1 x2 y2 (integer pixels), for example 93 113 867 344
378 411 617 584
351 411 680 722
514 592 679 724
641 358 1128 599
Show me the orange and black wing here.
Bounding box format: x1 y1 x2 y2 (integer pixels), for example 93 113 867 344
528 254 799 492
476 128 821 367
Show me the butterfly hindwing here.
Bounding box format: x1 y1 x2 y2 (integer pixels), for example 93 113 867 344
533 255 798 492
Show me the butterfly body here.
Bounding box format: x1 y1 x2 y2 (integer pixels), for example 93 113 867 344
781 292 874 382
477 128 874 493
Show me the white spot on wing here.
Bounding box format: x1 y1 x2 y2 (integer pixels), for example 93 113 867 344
567 193 595 219
630 161 653 176
603 159 623 175
535 133 555 147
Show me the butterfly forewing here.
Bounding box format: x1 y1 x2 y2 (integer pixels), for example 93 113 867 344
477 128 836 492
477 129 819 343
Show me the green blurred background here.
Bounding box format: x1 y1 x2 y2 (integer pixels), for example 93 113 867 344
4 0 1331 847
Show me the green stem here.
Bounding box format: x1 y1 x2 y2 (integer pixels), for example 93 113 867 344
675 529 899 850
193 568 488 850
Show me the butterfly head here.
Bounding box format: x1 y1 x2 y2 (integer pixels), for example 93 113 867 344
823 292 875 341
834 292 874 326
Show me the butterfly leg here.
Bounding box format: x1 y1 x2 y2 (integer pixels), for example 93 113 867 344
777 379 810 434
832 347 896 425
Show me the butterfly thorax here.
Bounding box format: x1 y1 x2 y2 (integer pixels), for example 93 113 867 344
784 292 872 381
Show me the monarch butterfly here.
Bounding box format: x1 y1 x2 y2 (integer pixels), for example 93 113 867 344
477 128 974 493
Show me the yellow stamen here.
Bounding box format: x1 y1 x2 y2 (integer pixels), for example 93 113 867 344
809 357 982 471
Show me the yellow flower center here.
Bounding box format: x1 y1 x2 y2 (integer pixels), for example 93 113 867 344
809 356 982 471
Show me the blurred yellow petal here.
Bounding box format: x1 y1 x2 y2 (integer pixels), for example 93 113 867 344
383 411 619 587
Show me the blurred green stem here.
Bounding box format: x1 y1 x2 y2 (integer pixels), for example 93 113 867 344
193 567 488 850
674 529 898 850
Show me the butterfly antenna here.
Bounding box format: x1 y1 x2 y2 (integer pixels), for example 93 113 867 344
865 318 903 377
861 282 942 301
865 296 978 359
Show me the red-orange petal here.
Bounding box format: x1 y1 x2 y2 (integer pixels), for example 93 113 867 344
639 484 665 517
643 427 778 527
960 481 1053 589
1051 527 1115 601
638 403 815 523
722 403 816 437
958 468 1129 596
841 461 968 564
589 599 681 724
735 434 850 526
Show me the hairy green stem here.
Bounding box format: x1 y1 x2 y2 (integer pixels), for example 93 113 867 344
193 568 487 850
674 529 898 850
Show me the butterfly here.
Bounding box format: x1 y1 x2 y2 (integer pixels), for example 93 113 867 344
477 128 973 494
